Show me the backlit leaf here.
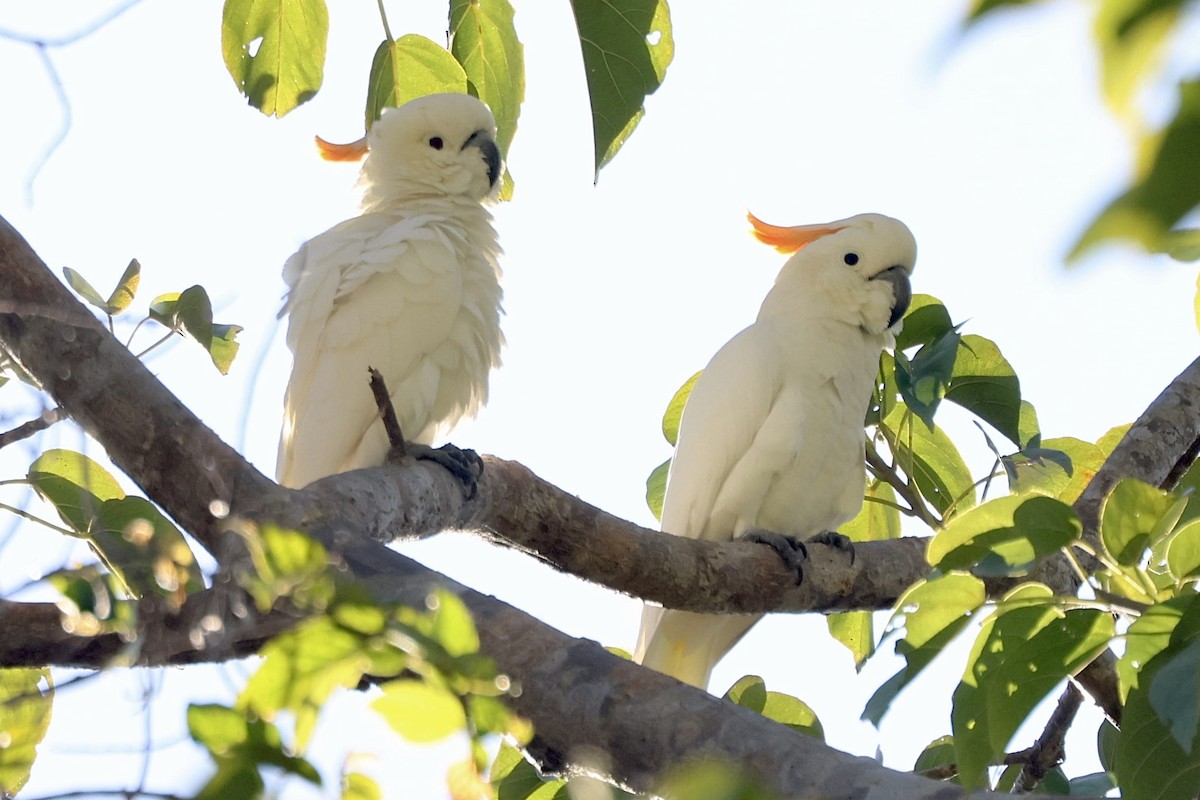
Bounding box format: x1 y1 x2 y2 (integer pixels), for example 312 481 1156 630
945 334 1029 447
895 294 954 351
662 370 701 446
105 259 141 315
863 573 986 726
372 679 466 743
927 494 1080 576
1008 436 1102 504
0 668 52 797
150 287 242 374
645 457 670 521
365 35 469 129
221 0 327 117
881 405 975 517
450 0 524 197
952 585 1115 791
725 675 824 740
569 0 673 174
61 267 107 310
1101 478 1176 565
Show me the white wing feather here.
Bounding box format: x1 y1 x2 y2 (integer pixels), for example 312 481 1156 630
277 209 500 489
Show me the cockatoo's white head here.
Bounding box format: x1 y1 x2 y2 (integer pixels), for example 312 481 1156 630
750 212 916 336
315 93 502 208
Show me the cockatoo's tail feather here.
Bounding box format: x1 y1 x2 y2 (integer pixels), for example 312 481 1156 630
747 212 845 254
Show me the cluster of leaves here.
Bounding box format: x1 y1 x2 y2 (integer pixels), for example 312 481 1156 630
968 0 1200 301
186 526 531 799
219 0 673 181
644 292 1200 798
62 259 242 374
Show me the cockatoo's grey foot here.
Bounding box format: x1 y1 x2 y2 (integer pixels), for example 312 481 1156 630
395 442 483 499
742 529 808 585
809 530 856 565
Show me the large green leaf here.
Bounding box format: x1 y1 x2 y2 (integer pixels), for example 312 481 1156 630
927 494 1080 577
895 294 954 352
1008 435 1103 504
952 584 1115 791
1100 477 1177 566
1117 594 1200 702
220 0 327 117
1073 79 1200 257
0 668 52 797
662 370 701 446
28 448 124 533
1117 618 1200 800
450 0 524 197
724 675 824 740
894 329 960 430
881 404 976 517
568 0 673 174
188 704 320 798
372 679 467 743
365 35 469 129
945 334 1029 447
863 573 986 726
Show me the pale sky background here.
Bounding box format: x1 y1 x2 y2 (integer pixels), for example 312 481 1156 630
1 0 1197 797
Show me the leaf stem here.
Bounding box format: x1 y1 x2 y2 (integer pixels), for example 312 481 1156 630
133 330 176 360
376 0 394 42
865 437 941 530
0 500 78 537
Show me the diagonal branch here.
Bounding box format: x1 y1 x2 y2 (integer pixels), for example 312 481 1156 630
2 214 1191 798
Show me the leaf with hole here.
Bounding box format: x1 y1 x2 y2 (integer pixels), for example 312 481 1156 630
220 0 327 117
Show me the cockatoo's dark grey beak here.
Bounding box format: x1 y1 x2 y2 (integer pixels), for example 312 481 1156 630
463 130 502 189
872 265 912 329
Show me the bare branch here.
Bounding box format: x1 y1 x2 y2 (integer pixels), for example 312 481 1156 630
0 406 65 449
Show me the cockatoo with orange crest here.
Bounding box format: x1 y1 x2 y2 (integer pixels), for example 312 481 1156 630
634 212 916 690
276 93 504 489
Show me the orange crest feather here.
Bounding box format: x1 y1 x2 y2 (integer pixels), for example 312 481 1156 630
747 212 844 254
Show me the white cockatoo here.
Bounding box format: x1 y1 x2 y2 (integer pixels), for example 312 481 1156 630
276 93 504 490
634 212 916 690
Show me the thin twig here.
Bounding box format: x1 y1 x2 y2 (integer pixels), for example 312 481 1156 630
0 500 77 537
367 366 405 452
1008 682 1084 793
865 438 941 529
0 406 66 449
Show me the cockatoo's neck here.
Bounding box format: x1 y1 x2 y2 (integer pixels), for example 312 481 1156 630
361 189 493 217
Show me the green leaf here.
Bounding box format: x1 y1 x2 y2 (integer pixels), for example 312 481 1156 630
655 759 777 800
188 704 320 796
927 494 1080 576
863 573 986 726
826 611 874 669
430 590 480 658
150 286 242 374
1159 228 1200 261
1069 771 1116 796
645 457 670 521
450 0 524 198
491 741 568 799
662 370 701 446
105 259 141 315
724 676 824 740
1009 436 1104 504
62 267 108 310
342 771 382 800
894 329 960 429
1101 477 1176 565
1093 0 1186 117
91 495 202 598
895 294 954 351
238 616 370 751
1073 80 1200 257
912 735 955 774
28 448 125 533
365 36 469 129
1117 618 1200 800
220 0 327 117
239 524 331 613
1118 595 1200 702
568 0 673 174
965 0 1040 24
1148 637 1200 752
881 404 976 517
372 679 467 743
945 334 1029 448
0 668 52 797
842 481 901 542
1167 519 1200 581
189 703 252 752
952 585 1115 791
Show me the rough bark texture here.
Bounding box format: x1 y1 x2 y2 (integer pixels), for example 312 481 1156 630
5 214 1197 798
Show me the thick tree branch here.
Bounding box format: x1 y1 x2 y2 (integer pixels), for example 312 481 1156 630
4 215 1190 798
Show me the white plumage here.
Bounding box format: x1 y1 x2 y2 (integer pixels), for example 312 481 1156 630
277 93 504 489
634 212 916 689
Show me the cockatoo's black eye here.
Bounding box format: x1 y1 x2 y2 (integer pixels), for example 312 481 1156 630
428 137 444 150
843 253 860 266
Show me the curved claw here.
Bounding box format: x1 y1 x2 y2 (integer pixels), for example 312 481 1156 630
741 529 808 585
808 530 856 566
389 441 483 500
